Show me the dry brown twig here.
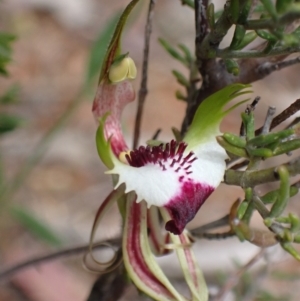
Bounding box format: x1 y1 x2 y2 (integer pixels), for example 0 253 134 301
133 0 156 149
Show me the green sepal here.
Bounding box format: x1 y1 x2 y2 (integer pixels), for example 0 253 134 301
95 114 114 169
98 0 140 83
184 84 252 149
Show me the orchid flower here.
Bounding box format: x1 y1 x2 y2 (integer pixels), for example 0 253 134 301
89 0 252 300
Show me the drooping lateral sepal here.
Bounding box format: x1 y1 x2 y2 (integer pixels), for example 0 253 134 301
88 184 125 268
123 195 187 301
161 209 208 301
147 207 173 256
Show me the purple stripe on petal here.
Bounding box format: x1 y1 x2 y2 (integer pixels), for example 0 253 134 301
124 199 174 297
164 181 214 235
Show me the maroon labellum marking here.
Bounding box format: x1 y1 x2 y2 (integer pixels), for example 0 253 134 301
126 140 196 173
165 181 214 235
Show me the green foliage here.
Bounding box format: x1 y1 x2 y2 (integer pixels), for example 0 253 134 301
219 109 300 260
0 32 15 75
158 38 192 67
0 113 23 135
0 85 19 104
10 206 62 246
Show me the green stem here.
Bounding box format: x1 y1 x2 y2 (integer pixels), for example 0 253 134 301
243 11 300 30
225 158 300 187
217 46 300 59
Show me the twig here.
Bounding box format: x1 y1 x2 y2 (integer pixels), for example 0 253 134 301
191 214 230 234
197 1 232 59
225 157 300 187
257 57 300 77
133 0 156 149
212 249 265 301
256 98 300 135
152 128 161 140
262 106 276 134
0 238 121 282
240 97 260 136
192 231 235 240
195 0 209 46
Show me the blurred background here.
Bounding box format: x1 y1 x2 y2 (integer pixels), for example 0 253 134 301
1 0 300 300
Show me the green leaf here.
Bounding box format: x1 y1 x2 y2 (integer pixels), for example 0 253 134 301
260 0 278 20
158 38 187 66
0 113 23 134
224 58 240 75
276 0 293 14
10 206 62 246
172 70 190 87
0 84 20 104
0 32 16 76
